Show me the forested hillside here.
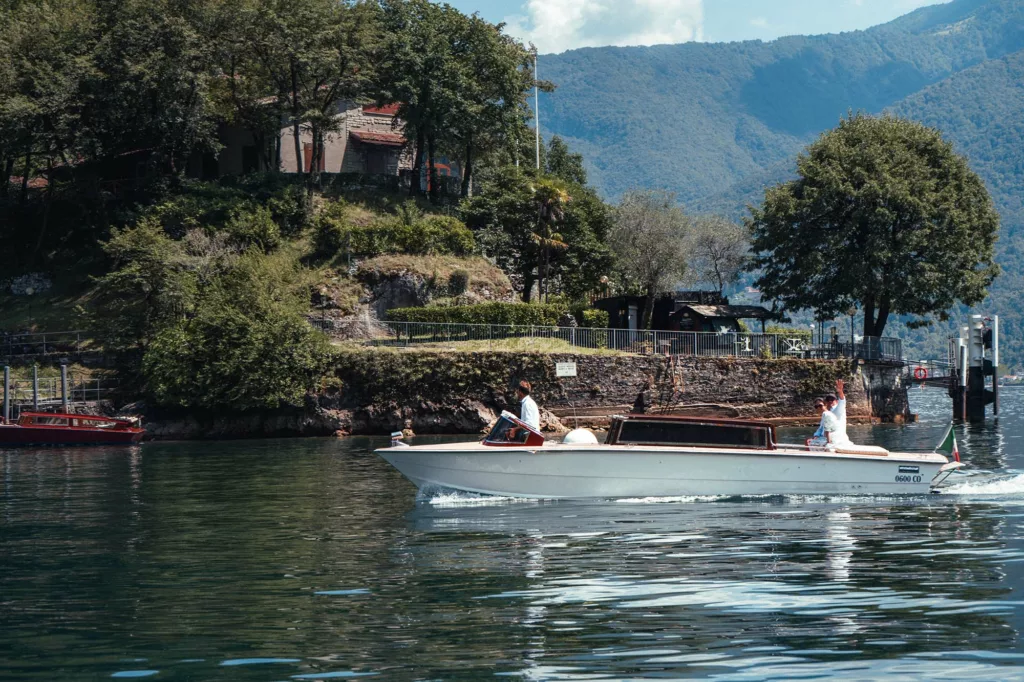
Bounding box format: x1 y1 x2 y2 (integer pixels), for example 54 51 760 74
539 0 1024 367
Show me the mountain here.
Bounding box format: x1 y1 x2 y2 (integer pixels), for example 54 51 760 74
538 0 1024 367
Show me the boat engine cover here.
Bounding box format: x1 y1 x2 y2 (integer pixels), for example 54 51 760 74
562 428 599 445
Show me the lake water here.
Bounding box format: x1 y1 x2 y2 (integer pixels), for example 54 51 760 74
6 391 1024 680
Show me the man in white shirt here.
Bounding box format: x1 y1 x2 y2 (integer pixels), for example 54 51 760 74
826 379 850 446
517 380 541 430
808 398 839 448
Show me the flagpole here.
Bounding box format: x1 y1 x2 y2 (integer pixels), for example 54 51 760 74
534 46 541 171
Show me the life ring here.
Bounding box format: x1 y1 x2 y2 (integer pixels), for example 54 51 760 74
913 366 928 380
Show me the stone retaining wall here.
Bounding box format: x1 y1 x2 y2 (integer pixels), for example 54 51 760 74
136 350 910 439
312 350 907 436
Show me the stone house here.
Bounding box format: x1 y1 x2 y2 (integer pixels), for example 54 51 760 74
278 102 414 175
190 101 416 179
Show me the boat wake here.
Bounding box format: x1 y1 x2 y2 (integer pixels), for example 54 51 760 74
419 488 544 507
937 471 1024 498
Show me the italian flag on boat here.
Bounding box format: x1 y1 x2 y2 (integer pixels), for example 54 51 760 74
937 423 960 463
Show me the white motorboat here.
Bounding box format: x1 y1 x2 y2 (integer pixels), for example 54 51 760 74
376 412 964 499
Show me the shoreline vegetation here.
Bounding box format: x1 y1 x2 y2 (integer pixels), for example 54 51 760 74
1 3 998 438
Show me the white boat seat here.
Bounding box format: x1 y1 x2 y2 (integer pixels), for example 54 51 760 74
834 444 889 457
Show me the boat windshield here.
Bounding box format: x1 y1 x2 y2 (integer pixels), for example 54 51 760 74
484 413 543 446
610 418 773 450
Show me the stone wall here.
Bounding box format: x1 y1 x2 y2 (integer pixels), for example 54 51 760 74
311 350 907 436
135 350 910 440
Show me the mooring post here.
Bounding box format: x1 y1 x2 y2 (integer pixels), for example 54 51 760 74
958 342 968 421
32 365 39 411
993 315 1000 416
2 366 9 424
61 364 68 412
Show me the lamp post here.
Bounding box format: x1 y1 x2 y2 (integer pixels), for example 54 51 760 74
847 306 856 353
25 286 34 330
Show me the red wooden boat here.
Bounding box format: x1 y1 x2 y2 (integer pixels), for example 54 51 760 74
0 412 144 446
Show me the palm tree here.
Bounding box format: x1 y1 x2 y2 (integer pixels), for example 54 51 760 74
531 177 570 302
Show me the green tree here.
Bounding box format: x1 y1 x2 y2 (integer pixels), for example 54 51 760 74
690 215 748 294
532 176 570 302
377 0 538 202
749 113 1000 337
82 0 217 173
463 165 610 302
447 13 536 197
241 0 379 184
545 135 586 185
142 251 331 410
90 218 199 356
610 189 692 329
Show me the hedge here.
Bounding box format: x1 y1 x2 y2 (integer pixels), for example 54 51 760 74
573 307 609 328
387 302 565 326
314 207 474 257
387 302 611 328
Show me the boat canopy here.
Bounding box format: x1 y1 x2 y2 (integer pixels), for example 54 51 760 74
606 415 776 450
484 411 545 447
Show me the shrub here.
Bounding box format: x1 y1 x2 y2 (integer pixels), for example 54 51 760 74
225 205 281 252
266 184 312 236
448 269 469 296
387 302 565 326
574 307 609 328
142 252 331 411
313 203 475 258
416 215 475 256
313 201 351 256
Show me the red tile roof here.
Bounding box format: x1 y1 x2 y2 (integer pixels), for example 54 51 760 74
363 103 400 116
349 130 407 147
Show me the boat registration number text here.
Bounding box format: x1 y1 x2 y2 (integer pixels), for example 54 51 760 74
894 474 923 483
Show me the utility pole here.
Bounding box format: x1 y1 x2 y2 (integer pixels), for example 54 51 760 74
534 47 541 171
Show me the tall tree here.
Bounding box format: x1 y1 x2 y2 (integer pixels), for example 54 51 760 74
378 0 538 201
83 0 217 174
749 113 1000 338
462 165 611 302
610 190 692 329
545 135 586 186
690 215 748 294
532 176 570 302
447 14 536 197
243 0 379 184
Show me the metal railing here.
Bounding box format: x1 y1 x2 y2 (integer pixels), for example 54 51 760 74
367 321 903 361
2 331 90 358
2 375 120 418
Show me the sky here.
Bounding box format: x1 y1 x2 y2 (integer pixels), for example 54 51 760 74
443 0 951 54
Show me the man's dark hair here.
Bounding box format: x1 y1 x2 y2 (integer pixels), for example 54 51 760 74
825 394 837 403
518 380 531 396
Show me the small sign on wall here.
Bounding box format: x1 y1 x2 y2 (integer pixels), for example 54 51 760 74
556 362 578 378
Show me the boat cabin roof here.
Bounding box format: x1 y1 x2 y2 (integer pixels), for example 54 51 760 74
15 412 140 430
606 415 777 450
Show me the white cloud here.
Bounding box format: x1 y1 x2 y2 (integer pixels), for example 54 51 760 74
504 0 704 54
749 16 768 28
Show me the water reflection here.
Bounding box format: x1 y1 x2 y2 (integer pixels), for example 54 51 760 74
3 391 1024 679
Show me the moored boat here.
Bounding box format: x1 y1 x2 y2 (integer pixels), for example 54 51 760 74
376 412 963 498
0 412 144 446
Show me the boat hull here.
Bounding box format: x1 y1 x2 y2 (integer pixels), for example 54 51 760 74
377 443 949 498
0 424 144 447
